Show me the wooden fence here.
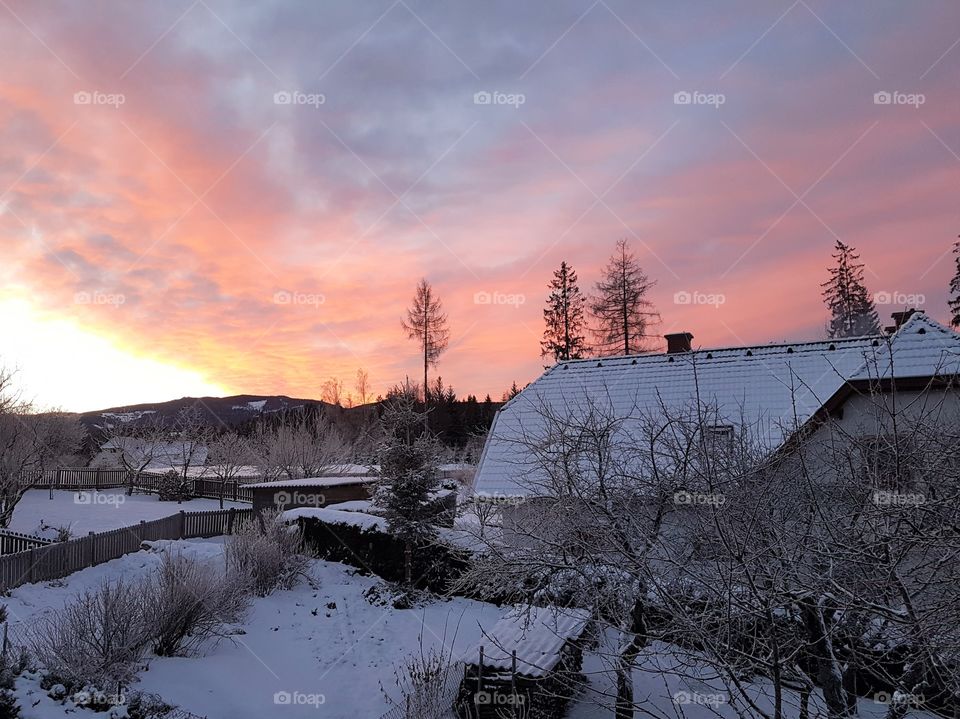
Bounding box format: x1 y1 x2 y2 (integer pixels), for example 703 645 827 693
0 507 253 592
0 529 54 555
27 468 256 504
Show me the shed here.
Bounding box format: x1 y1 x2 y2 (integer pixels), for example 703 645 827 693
247 476 377 514
458 605 591 718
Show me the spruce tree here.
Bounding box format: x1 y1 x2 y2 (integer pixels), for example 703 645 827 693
374 381 440 586
821 240 881 338
949 238 960 328
541 261 588 361
590 239 659 355
401 279 449 429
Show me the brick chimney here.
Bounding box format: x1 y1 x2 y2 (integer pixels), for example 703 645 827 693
665 332 693 354
887 309 918 333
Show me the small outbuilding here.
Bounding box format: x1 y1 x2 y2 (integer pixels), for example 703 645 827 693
247 476 377 514
458 605 591 718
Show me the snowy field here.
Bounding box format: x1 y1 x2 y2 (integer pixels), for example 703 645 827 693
8 490 245 539
0 540 938 719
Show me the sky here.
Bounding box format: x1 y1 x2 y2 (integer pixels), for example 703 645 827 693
1 0 958 412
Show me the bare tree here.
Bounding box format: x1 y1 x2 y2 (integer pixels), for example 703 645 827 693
590 239 659 356
97 413 168 495
321 377 344 406
355 368 372 405
208 432 253 508
402 279 449 427
0 369 84 526
162 407 216 502
252 410 346 481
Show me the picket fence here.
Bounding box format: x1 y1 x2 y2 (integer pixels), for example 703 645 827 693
0 507 253 592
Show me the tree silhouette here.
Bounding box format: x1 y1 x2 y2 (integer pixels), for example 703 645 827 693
821 240 880 338
541 260 588 361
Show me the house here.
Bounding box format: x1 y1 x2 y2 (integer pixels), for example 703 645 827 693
472 311 960 518
247 476 378 514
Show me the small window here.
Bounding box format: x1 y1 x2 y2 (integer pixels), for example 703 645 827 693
860 436 916 491
704 425 735 453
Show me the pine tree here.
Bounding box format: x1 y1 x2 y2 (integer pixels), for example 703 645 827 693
401 279 449 428
541 261 588 361
821 240 881 338
949 238 960 328
374 381 441 586
590 239 659 355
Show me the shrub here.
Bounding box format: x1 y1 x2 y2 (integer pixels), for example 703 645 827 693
141 553 251 657
224 513 306 596
26 578 149 689
156 470 190 502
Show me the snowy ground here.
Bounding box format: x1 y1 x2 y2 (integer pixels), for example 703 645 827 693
8 490 245 539
1 540 940 719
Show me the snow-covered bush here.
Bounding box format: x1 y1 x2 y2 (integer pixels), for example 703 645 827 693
384 642 462 719
224 512 306 596
27 578 149 689
155 470 190 502
141 553 251 657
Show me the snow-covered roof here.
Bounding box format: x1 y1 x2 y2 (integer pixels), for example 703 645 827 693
474 313 960 497
245 476 377 490
281 507 386 531
462 606 591 678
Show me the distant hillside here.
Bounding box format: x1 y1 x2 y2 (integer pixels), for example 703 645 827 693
80 394 336 433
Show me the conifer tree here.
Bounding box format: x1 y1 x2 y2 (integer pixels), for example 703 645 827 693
401 279 449 428
541 261 588 361
590 239 659 355
821 240 881 338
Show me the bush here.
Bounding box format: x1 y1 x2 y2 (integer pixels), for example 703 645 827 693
141 553 251 657
156 470 190 502
27 578 149 689
224 513 307 596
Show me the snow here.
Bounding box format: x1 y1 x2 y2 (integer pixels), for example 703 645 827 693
282 506 386 531
8 489 245 539
0 543 944 719
475 313 960 497
461 605 591 677
245 476 377 490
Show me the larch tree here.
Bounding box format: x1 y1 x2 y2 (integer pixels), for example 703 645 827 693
949 238 960 328
401 279 449 427
541 260 588 361
590 239 659 356
821 240 881 337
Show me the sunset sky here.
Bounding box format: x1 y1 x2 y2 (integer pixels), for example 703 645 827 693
1 1 958 412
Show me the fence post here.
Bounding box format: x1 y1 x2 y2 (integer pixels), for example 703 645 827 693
227 507 236 535
478 645 484 697
511 650 518 719
27 549 35 583
87 531 96 566
178 511 186 540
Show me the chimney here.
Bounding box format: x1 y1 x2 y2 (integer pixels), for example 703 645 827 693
887 309 918 333
665 332 693 354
